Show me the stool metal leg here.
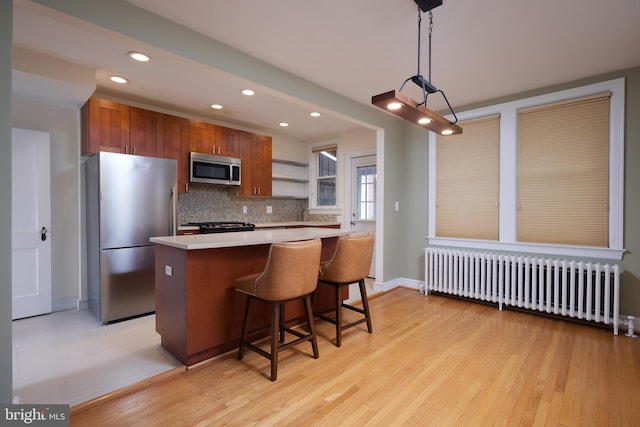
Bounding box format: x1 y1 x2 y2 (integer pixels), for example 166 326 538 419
303 295 319 359
238 296 252 360
270 302 280 381
335 283 343 347
358 279 373 333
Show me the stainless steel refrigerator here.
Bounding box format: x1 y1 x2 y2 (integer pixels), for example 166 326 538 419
86 152 177 323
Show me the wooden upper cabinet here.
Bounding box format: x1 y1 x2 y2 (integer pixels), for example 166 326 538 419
81 98 271 195
216 126 242 157
238 133 272 197
253 134 273 197
188 120 217 155
81 98 130 156
164 115 190 193
129 107 165 157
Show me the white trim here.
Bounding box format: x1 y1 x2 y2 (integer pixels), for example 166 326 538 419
373 277 423 292
428 78 625 259
52 298 78 312
426 237 625 261
375 129 385 284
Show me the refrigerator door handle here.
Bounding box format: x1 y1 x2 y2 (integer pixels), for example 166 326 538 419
171 186 177 236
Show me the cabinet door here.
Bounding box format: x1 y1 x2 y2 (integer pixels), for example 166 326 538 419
130 107 165 157
164 115 190 193
252 134 272 196
189 120 216 154
238 133 272 196
216 126 241 157
81 98 129 155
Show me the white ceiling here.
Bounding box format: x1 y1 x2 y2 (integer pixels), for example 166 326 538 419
12 0 640 141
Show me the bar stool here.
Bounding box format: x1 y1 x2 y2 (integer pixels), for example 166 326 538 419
235 238 322 381
314 233 375 347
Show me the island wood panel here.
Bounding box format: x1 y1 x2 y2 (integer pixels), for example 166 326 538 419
155 236 343 366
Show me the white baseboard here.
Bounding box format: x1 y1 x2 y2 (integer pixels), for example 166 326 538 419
373 277 424 292
76 298 88 310
51 298 78 312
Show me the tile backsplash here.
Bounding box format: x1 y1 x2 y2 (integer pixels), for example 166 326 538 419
178 185 317 224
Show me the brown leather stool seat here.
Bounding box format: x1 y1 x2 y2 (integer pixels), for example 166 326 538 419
235 238 322 381
314 233 375 347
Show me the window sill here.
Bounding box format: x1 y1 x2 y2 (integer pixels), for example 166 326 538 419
426 237 625 261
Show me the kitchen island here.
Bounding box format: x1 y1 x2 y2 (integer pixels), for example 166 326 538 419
150 227 350 366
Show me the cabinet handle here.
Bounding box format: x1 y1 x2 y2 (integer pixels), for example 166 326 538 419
133 146 136 155
125 145 128 154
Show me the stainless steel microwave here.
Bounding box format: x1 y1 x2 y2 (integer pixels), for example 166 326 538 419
189 152 241 186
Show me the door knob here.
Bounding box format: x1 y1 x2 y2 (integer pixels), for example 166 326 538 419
41 226 48 242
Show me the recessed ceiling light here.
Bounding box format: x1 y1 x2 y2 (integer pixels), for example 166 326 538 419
211 104 223 110
241 89 255 96
109 75 128 84
128 51 150 62
418 117 432 124
310 112 321 117
278 122 289 127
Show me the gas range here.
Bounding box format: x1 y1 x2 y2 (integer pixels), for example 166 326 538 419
186 221 256 234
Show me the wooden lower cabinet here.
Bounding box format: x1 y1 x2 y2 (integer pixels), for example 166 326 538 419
154 237 343 366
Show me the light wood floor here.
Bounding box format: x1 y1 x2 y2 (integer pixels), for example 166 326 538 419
70 287 640 426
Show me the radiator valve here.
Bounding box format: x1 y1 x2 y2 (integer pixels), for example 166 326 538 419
626 316 637 338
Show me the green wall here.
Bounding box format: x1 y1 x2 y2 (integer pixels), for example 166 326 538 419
399 66 640 317
1 0 13 404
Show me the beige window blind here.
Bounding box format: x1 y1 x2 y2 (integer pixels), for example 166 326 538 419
436 114 500 240
517 93 610 246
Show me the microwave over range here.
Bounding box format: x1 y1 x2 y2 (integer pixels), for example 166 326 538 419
190 152 241 186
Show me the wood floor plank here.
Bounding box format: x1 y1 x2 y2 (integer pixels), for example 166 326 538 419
69 288 640 426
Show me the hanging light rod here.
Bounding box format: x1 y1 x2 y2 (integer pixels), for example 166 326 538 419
371 0 462 136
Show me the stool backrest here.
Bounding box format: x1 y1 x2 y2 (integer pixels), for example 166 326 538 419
320 233 375 283
255 238 322 301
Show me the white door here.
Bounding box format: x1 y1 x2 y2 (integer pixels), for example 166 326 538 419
12 128 52 320
349 154 376 278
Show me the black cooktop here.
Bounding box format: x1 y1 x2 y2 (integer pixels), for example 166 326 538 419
186 221 255 234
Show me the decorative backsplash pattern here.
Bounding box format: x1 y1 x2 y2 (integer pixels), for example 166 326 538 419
178 185 335 225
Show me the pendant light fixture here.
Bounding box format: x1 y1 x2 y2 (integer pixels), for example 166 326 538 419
371 0 462 135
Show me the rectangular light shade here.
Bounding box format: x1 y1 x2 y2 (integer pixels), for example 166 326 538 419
372 90 462 135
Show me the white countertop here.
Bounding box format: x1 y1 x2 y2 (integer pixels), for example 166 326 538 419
151 227 350 250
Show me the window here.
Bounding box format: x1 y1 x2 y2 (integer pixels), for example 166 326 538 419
357 164 376 220
436 115 500 240
311 142 337 208
517 94 610 247
428 78 624 260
